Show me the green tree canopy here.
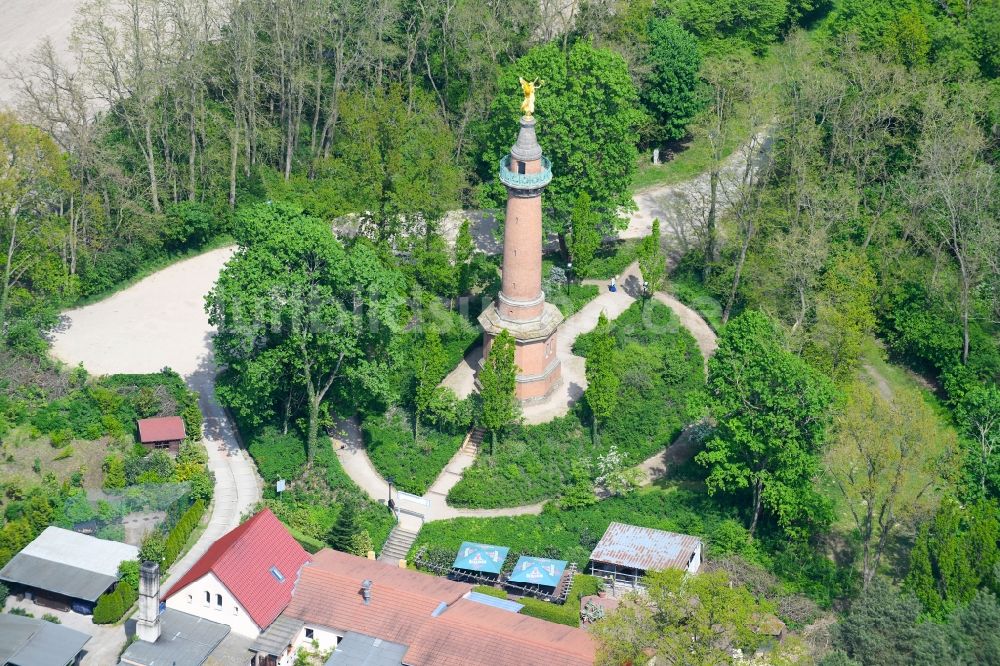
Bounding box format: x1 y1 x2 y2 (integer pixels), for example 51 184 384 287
208 203 409 460
585 313 619 445
697 310 837 538
641 18 703 144
479 329 519 453
479 40 645 240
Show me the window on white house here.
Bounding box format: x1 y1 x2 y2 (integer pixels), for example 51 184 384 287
204 591 210 604
216 594 222 608
187 594 192 604
305 628 314 640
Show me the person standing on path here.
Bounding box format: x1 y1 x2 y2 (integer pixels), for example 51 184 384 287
610 276 617 292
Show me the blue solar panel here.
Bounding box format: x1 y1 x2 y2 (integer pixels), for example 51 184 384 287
465 591 524 613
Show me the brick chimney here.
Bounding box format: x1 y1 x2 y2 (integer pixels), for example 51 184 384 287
136 561 161 643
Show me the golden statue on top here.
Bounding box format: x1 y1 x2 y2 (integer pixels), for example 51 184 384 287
519 77 544 119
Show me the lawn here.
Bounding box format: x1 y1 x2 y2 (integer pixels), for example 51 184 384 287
364 412 465 495
446 301 705 509
630 126 747 193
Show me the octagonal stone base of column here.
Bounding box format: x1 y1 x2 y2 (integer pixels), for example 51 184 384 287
478 302 564 403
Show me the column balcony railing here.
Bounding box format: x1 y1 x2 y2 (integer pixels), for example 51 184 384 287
499 155 552 190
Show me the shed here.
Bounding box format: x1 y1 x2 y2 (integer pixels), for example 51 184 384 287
0 526 139 613
137 416 186 453
588 522 702 588
0 612 91 666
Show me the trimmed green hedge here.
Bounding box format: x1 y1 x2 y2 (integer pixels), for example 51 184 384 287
519 575 602 626
163 500 205 570
364 413 464 495
93 581 137 624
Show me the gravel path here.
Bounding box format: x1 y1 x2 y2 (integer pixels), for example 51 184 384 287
48 247 263 601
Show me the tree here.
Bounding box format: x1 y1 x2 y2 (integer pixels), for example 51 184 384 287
413 326 449 441
479 329 519 454
585 313 619 445
589 569 774 666
825 380 958 587
804 252 877 382
560 460 597 509
907 85 999 365
413 233 457 300
0 112 72 347
955 384 1000 499
638 219 667 302
335 87 464 243
696 310 836 538
905 498 1000 617
697 54 753 282
209 203 408 461
454 218 476 295
327 503 360 553
480 40 645 248
595 445 643 496
641 18 702 146
139 530 166 567
831 579 929 666
570 193 601 278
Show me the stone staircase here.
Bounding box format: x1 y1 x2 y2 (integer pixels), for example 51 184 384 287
460 427 485 456
378 525 420 564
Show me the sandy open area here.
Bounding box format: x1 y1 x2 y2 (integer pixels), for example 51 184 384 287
0 0 86 108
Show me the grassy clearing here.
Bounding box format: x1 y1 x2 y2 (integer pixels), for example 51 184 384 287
631 127 746 193
0 426 109 487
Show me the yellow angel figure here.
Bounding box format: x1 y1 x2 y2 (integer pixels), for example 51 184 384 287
519 77 544 119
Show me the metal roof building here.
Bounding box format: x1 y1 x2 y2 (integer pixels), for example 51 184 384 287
118 609 231 666
588 522 702 588
0 613 91 666
0 526 139 608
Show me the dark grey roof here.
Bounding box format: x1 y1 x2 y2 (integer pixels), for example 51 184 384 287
0 554 117 602
0 613 91 666
251 614 303 657
324 631 408 666
118 609 230 666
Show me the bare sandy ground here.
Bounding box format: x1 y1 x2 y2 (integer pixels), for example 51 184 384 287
49 246 263 652
0 0 85 108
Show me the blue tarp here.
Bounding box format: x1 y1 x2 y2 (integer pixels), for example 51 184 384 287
508 556 567 587
452 542 509 574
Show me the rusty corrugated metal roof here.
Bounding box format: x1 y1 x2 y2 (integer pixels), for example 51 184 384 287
589 522 702 572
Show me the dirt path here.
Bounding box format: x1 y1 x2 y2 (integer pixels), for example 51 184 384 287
48 247 263 603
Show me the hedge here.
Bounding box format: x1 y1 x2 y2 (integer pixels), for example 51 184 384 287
93 581 137 624
163 499 206 570
518 575 602 626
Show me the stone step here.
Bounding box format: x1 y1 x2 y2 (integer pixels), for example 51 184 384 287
377 525 421 563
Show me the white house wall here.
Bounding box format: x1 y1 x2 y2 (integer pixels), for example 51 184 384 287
165 571 262 638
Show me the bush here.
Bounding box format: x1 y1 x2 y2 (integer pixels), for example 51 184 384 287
41 613 61 623
519 575 603 626
248 427 307 484
448 301 705 508
364 413 463 495
0 581 8 608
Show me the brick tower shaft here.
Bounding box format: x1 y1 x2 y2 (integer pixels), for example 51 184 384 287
478 115 563 403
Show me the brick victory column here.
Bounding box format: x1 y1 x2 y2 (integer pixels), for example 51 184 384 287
478 79 564 402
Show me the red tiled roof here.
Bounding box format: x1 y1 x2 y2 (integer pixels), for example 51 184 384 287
403 598 596 666
283 549 595 666
137 416 186 443
164 508 311 629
